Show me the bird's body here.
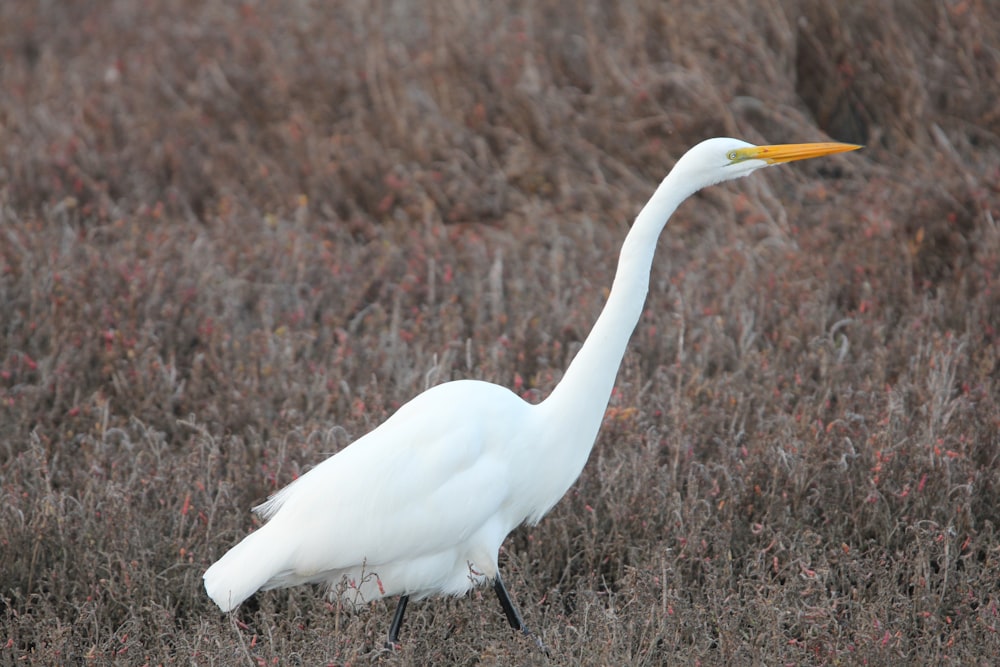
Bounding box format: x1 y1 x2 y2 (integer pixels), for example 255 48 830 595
207 380 544 610
204 138 860 643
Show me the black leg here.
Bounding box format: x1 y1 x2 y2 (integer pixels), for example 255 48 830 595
493 575 526 631
386 594 409 648
493 575 547 652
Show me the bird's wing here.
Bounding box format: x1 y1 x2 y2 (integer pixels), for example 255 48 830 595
255 380 523 576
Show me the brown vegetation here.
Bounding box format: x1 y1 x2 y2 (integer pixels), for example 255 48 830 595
2 0 999 664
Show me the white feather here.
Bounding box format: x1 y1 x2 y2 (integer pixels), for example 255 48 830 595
204 137 859 631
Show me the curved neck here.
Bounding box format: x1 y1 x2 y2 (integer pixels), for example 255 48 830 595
541 170 696 435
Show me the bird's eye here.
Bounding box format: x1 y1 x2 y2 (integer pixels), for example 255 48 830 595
728 151 738 161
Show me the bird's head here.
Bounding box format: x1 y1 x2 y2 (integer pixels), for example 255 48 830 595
671 137 862 192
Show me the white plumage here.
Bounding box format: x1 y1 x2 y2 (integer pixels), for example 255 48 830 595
207 380 539 610
204 138 860 644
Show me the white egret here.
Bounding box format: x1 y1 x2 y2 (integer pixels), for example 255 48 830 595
204 138 860 647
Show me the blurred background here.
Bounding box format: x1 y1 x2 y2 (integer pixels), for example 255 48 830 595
1 1 999 664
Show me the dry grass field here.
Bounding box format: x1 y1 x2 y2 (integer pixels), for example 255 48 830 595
2 1 1000 664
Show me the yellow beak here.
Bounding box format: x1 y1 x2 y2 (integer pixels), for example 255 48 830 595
733 142 863 165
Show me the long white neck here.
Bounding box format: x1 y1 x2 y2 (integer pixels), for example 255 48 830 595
538 169 699 462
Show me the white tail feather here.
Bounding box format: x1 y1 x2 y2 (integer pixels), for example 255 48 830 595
203 524 292 612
